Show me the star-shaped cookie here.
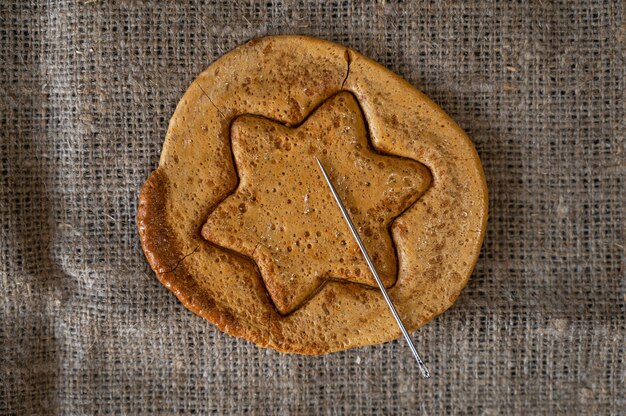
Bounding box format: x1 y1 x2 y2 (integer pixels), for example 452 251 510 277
202 92 431 314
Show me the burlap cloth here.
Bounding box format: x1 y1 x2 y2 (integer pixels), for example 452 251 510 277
1 1 624 414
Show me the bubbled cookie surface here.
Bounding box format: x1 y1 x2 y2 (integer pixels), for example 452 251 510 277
137 35 488 354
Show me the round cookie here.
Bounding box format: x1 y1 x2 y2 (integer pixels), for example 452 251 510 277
138 35 488 354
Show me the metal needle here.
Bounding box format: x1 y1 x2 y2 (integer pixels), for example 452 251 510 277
316 157 431 378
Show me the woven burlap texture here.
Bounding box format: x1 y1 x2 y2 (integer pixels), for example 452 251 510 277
1 1 624 414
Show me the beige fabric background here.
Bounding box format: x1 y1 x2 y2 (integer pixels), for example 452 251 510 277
1 1 624 414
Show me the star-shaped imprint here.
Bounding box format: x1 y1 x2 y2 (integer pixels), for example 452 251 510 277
202 92 431 314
